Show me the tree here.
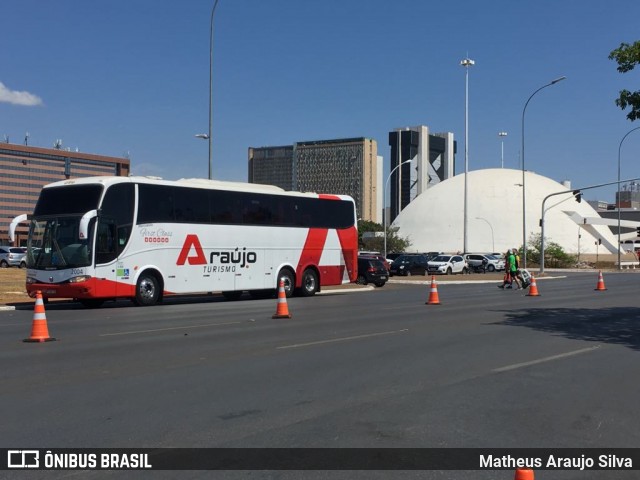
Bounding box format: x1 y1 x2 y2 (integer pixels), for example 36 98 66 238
357 220 411 254
609 41 640 121
525 233 576 268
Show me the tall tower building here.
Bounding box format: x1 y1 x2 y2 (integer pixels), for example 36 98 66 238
388 126 455 224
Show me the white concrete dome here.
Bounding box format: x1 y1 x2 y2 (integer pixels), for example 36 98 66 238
392 168 616 254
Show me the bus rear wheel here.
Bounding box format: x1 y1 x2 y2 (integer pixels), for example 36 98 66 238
300 268 319 297
133 272 160 306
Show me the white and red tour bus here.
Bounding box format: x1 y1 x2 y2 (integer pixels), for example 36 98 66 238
9 176 358 307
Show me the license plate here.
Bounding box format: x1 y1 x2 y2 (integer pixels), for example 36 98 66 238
44 289 57 295
380 276 387 280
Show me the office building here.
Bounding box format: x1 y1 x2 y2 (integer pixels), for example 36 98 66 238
1 142 130 244
249 138 380 223
616 181 640 209
248 145 294 191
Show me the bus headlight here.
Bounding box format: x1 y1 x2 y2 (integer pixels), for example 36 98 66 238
68 275 92 283
26 277 37 284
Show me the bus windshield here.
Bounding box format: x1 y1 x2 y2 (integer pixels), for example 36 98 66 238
27 216 93 269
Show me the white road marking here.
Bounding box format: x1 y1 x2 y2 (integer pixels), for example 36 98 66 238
100 320 243 336
492 345 602 373
276 329 409 350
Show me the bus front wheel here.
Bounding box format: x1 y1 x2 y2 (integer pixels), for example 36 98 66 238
134 272 160 306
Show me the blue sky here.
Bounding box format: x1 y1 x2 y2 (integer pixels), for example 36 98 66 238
2 0 639 202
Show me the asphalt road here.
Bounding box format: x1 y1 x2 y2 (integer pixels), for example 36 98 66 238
1 272 640 479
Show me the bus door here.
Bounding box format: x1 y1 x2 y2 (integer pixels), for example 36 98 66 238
95 183 135 298
94 219 118 297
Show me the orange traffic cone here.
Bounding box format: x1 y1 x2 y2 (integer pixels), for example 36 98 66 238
24 291 56 342
425 276 441 305
526 274 540 297
514 469 534 480
595 270 607 291
272 280 292 319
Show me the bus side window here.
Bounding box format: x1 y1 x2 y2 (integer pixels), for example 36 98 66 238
117 225 132 254
96 221 117 264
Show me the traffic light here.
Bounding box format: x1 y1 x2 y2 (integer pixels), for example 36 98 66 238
637 226 640 237
573 189 582 203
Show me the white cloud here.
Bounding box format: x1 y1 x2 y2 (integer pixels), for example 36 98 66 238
0 82 43 106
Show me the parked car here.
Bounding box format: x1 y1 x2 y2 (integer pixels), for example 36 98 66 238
0 246 27 268
464 253 505 272
359 253 390 272
389 254 430 277
385 252 403 263
427 254 468 275
356 257 388 287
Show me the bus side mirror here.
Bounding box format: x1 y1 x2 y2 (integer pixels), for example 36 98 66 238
79 210 99 240
9 214 29 243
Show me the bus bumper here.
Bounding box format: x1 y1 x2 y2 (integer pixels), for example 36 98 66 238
27 280 97 299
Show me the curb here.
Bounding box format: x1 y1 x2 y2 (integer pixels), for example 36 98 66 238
389 275 566 286
319 285 375 295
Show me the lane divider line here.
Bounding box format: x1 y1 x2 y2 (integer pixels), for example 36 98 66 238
492 345 602 373
99 321 243 337
276 328 409 350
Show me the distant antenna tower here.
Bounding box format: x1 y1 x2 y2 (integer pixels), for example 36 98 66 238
24 132 30 146
53 139 63 149
3 135 9 143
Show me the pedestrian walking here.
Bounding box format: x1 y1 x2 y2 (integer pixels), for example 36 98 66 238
498 249 513 289
512 247 522 290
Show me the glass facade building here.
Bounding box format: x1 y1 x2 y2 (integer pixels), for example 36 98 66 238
248 138 380 223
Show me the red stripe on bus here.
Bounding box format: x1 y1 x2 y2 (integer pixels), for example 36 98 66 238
296 228 329 287
336 225 358 282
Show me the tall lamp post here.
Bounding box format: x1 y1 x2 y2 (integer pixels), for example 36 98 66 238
521 76 566 268
461 57 474 254
617 126 640 269
498 131 507 168
207 0 220 180
475 217 495 252
384 159 412 258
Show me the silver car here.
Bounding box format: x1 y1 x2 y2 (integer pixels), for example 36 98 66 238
427 254 468 275
0 246 27 268
465 253 505 272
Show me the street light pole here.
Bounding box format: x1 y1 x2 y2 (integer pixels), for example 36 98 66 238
617 126 640 269
384 159 412 258
207 0 220 180
521 76 566 269
498 131 507 168
475 217 494 252
461 57 474 254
